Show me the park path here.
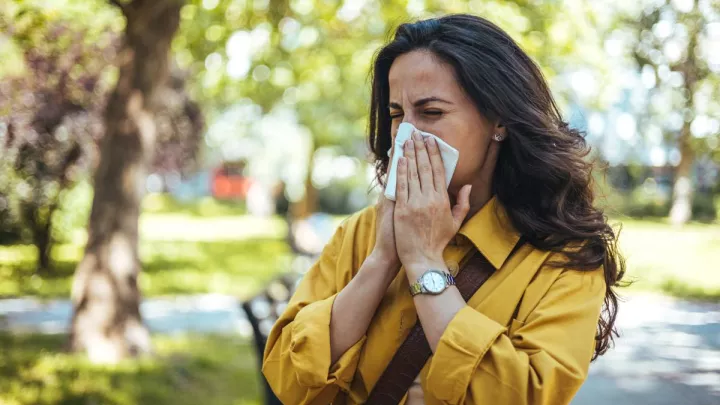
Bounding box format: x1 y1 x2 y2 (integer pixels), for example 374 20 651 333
1 293 718 404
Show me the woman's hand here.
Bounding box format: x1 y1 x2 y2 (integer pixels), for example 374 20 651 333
370 146 402 272
394 130 472 275
372 191 401 270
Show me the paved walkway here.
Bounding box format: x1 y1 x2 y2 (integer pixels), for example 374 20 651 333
0 294 255 337
1 293 718 404
574 294 720 404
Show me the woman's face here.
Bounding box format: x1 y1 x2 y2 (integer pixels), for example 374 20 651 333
388 49 501 196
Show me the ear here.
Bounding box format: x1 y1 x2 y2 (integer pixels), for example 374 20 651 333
491 122 507 142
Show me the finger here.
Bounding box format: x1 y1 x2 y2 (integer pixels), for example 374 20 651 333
451 184 472 227
426 136 446 192
396 156 409 205
404 139 421 199
412 130 433 193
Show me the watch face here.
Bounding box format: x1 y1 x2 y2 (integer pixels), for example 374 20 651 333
422 271 446 294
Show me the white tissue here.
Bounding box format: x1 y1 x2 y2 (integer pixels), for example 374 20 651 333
384 122 459 201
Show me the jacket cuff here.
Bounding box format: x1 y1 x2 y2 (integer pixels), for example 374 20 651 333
425 305 506 403
289 293 366 389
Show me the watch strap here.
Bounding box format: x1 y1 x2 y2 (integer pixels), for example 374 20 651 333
409 281 423 296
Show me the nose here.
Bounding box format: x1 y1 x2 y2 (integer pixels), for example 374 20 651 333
392 116 417 141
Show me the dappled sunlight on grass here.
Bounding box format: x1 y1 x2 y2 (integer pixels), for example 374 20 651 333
0 212 291 298
0 333 262 405
614 218 720 299
140 215 287 242
141 193 250 218
139 239 291 297
0 247 76 298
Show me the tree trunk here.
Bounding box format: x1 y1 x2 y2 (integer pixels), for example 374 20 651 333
290 142 318 220
69 0 182 363
669 122 694 226
23 202 53 274
668 13 700 227
34 211 52 274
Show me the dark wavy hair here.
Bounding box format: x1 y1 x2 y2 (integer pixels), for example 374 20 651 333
367 14 624 359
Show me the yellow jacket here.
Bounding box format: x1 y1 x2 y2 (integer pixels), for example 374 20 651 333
263 197 605 404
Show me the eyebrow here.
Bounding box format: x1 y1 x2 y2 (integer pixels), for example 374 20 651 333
388 96 453 110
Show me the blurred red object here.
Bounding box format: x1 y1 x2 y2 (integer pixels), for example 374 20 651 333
211 161 253 200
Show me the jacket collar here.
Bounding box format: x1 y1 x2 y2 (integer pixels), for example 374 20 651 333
458 196 521 270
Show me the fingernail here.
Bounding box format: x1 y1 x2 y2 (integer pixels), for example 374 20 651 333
406 140 413 150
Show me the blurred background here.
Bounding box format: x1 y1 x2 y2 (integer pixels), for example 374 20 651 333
0 0 719 404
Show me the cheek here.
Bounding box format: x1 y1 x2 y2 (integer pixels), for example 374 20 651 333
449 136 490 184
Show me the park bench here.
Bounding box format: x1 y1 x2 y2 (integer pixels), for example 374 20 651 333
241 213 333 404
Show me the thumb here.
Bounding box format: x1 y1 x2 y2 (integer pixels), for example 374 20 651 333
451 185 472 228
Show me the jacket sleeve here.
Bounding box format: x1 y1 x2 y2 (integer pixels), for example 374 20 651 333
262 218 367 405
424 267 606 405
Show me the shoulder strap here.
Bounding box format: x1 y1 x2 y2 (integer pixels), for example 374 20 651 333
365 243 517 404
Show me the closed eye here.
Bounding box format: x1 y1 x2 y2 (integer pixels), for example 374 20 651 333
390 110 443 120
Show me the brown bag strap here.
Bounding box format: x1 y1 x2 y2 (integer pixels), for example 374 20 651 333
366 239 524 404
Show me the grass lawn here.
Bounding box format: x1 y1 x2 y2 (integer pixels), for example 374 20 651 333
612 217 720 300
0 333 263 405
0 194 291 299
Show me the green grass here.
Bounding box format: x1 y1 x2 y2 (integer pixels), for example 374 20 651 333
612 217 720 300
0 333 262 405
141 193 250 217
0 212 290 299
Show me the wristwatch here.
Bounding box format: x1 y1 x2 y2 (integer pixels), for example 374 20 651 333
409 270 456 296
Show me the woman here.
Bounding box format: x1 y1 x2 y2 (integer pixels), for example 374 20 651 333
263 14 624 405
